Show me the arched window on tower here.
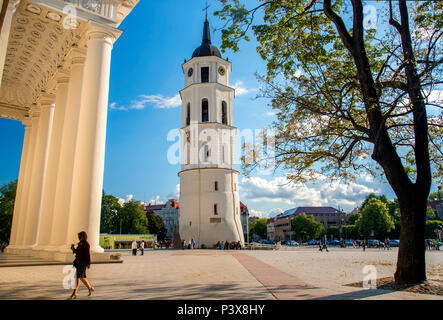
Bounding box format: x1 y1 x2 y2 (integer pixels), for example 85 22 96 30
202 99 209 122
186 103 190 126
222 101 227 125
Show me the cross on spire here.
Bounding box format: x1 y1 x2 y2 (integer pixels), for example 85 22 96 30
203 1 210 20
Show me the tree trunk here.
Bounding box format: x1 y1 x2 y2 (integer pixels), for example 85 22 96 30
394 188 427 284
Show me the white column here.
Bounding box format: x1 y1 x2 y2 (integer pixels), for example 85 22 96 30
48 53 85 252
0 0 19 88
67 29 116 253
34 75 70 251
22 96 55 249
15 109 40 248
7 118 32 249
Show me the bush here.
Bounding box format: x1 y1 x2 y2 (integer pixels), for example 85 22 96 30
425 220 443 239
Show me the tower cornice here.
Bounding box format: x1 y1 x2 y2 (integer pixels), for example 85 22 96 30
178 167 240 177
182 55 231 72
179 82 235 99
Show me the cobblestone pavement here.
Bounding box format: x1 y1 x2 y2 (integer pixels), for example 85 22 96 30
0 248 441 300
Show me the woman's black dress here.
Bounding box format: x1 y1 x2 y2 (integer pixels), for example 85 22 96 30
72 240 91 279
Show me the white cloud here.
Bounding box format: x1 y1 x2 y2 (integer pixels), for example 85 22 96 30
110 93 181 111
239 175 380 212
249 207 283 218
263 111 276 117
232 80 258 96
167 184 180 200
148 195 165 205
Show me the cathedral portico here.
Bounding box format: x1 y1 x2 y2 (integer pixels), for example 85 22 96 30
3 0 139 261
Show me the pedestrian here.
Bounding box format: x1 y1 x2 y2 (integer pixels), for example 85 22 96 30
220 241 224 250
140 241 144 255
321 235 329 252
352 240 356 248
70 231 94 299
225 240 229 250
216 241 220 249
362 239 366 252
238 241 242 250
0 242 6 253
191 238 195 249
132 240 137 256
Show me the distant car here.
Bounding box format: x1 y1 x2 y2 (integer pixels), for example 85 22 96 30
345 240 354 246
287 240 299 246
389 239 400 247
307 240 319 245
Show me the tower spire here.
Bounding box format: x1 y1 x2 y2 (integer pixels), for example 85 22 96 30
202 17 211 44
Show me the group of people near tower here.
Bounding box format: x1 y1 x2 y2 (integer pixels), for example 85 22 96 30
216 240 242 250
181 238 196 249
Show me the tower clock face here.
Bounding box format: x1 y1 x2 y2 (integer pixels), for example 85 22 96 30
218 66 225 76
188 68 193 77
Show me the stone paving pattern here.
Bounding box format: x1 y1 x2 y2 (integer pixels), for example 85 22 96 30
0 247 441 300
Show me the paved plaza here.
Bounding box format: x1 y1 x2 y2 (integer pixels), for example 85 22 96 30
0 247 441 300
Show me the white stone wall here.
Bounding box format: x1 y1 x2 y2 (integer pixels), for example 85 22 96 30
179 168 244 248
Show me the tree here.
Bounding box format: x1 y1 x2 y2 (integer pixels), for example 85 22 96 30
0 180 16 243
118 200 149 234
146 210 167 241
425 220 443 239
356 198 395 239
292 213 324 240
342 224 359 239
348 212 361 225
326 226 340 239
249 218 268 239
426 206 437 220
216 0 442 284
100 192 121 234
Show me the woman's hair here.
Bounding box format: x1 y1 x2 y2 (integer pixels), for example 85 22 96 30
78 231 88 241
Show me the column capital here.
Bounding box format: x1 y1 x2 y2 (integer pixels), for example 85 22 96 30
67 48 86 66
39 94 56 107
85 20 123 44
55 69 70 85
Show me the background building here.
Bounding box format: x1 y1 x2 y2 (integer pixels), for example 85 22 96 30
145 199 179 240
240 201 249 243
266 217 276 242
274 207 349 241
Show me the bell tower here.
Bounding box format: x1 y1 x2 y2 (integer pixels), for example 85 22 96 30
178 18 244 248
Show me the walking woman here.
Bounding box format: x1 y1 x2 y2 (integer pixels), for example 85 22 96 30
70 231 94 299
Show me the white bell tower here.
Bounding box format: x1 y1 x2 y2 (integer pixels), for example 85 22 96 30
178 17 244 248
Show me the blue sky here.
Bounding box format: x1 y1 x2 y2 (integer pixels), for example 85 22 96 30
1 0 439 218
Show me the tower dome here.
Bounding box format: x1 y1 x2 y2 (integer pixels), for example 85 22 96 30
191 18 222 59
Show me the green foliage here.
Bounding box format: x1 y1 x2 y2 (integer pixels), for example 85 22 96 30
342 225 359 239
425 220 443 239
249 218 268 239
426 206 437 220
216 0 442 184
348 212 361 225
356 198 395 238
146 210 167 241
291 213 324 240
326 226 340 239
118 200 149 234
100 192 121 234
0 180 16 243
